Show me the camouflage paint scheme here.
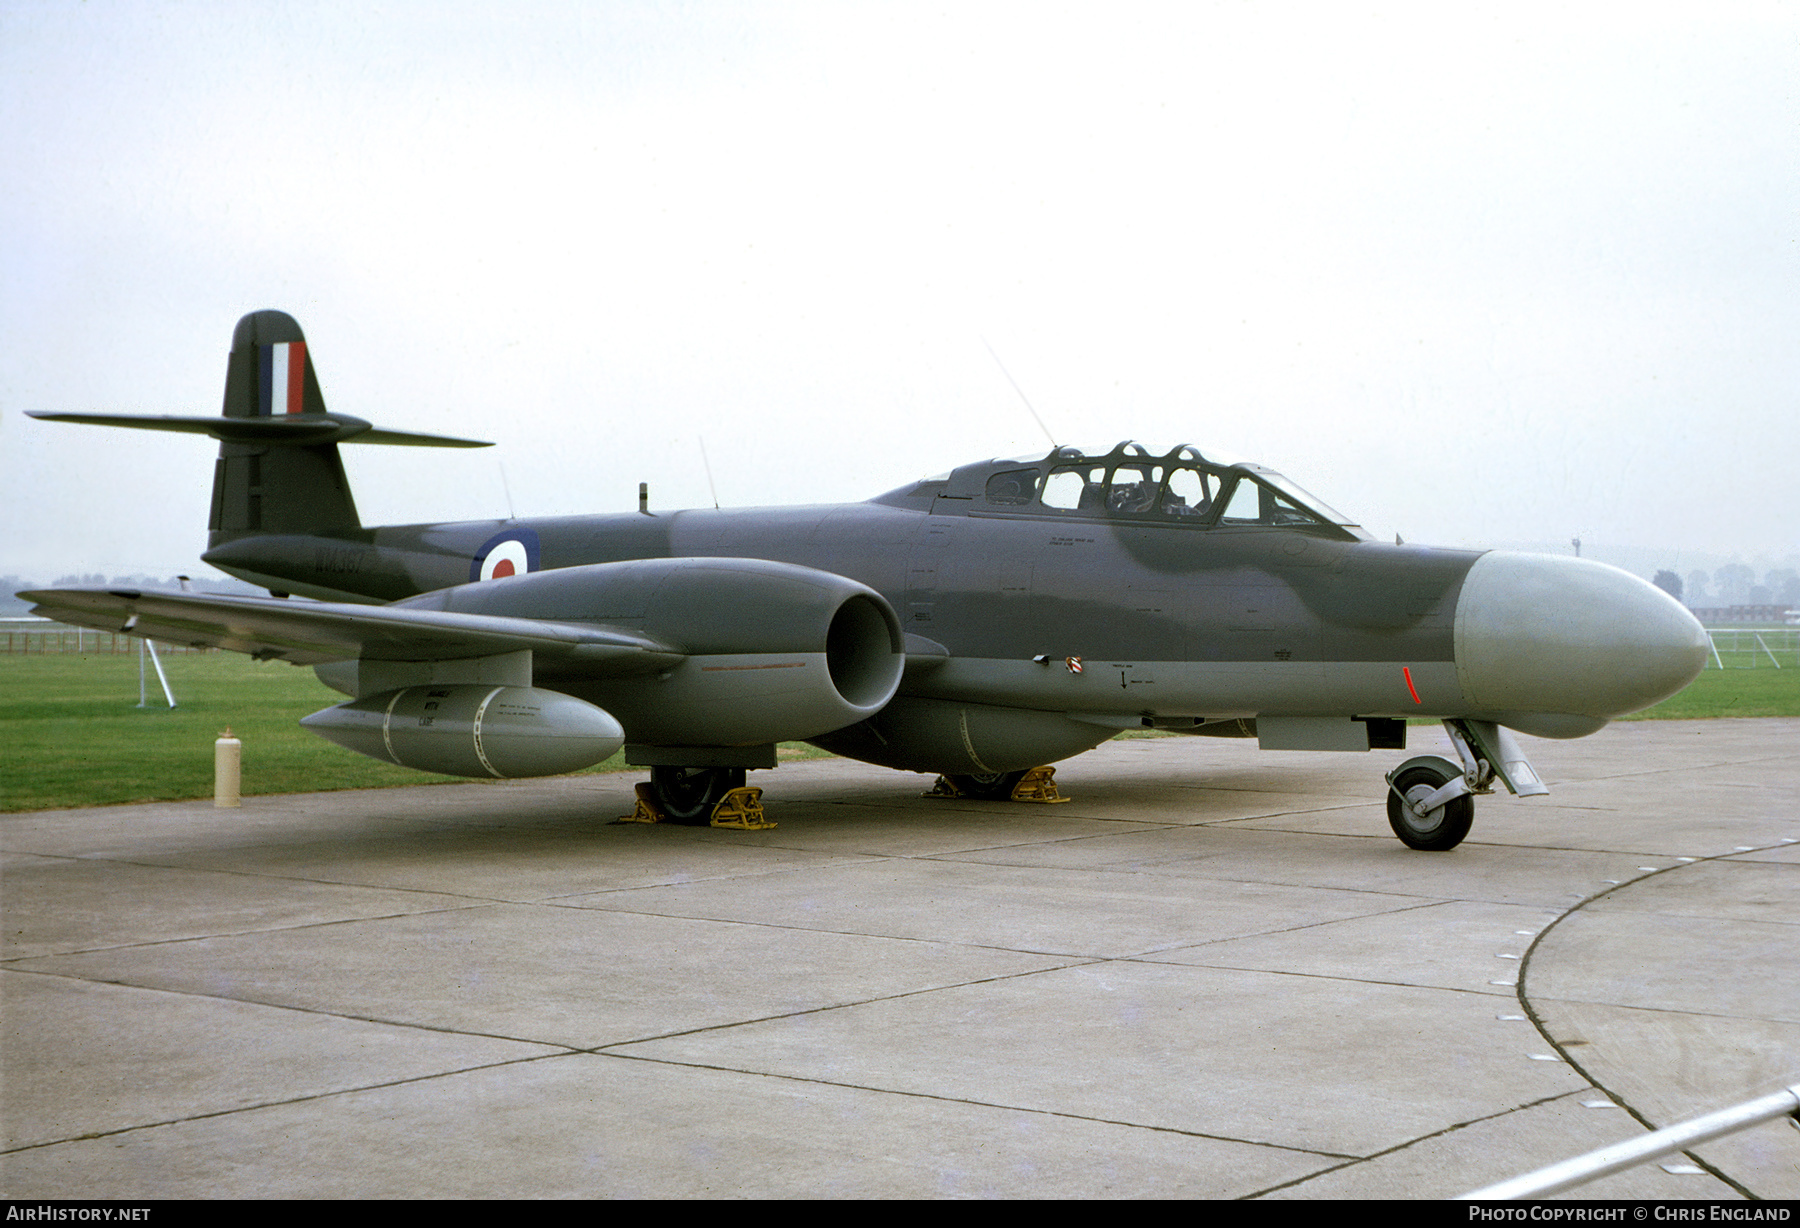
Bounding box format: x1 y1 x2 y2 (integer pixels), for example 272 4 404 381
26 311 1709 841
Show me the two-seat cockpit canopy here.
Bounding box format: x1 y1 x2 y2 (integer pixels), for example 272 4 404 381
900 442 1368 540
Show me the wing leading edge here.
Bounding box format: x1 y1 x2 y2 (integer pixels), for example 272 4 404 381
20 588 683 673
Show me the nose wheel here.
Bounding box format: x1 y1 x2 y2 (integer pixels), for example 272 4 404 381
1386 760 1475 850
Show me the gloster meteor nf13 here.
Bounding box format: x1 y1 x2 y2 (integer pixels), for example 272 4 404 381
26 311 1708 848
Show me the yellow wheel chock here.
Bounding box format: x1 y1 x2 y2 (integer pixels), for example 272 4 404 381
617 782 668 823
615 782 775 829
921 766 1069 803
708 785 774 830
1009 765 1069 803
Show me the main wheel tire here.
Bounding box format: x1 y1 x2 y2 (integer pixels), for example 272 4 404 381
650 766 746 825
944 770 1028 801
1386 764 1474 851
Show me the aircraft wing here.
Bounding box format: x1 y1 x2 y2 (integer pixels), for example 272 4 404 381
19 587 683 673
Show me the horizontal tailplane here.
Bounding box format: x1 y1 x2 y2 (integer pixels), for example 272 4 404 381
27 310 490 538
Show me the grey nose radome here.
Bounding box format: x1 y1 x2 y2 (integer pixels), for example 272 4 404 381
1453 552 1709 739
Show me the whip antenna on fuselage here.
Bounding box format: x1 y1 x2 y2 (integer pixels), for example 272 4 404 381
698 437 720 508
498 460 516 520
981 338 1058 449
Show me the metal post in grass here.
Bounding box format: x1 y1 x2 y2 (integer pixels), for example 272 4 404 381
136 637 177 708
215 728 241 808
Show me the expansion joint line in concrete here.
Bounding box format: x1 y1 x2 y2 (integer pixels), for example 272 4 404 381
1240 1090 1579 1200
0 1051 568 1156
0 898 510 963
0 963 588 1053
1512 842 1797 1202
1120 900 1457 962
583 958 1106 1051
15 849 544 910
595 1048 1356 1163
1562 753 1798 785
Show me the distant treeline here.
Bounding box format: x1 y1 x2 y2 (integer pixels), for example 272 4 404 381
1654 566 1800 609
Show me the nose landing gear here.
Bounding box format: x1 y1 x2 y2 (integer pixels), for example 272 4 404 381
1384 718 1548 851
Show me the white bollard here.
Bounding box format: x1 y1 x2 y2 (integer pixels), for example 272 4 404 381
215 728 241 808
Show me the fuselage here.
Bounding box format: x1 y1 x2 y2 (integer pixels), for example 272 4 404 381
201 453 1707 744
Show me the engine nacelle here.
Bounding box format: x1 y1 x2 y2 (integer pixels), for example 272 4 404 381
300 685 625 778
405 558 906 746
810 696 1116 775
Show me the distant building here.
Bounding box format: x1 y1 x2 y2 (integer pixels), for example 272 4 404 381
1687 605 1794 623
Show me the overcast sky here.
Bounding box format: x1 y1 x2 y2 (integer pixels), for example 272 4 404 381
3 1 1795 584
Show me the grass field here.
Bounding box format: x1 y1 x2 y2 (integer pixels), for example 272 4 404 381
0 653 829 813
3 650 1796 812
2 652 479 812
1619 663 1800 720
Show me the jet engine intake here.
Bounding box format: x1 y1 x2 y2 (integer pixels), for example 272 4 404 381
579 591 903 745
300 684 625 778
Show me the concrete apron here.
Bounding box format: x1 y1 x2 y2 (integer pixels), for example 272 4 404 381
2 719 1796 1199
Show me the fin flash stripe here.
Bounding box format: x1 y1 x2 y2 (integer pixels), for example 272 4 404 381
258 342 306 416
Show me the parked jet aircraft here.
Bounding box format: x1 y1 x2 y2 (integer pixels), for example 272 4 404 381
25 311 1709 848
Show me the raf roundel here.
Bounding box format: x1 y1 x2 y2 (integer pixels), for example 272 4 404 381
471 528 541 583
481 541 529 580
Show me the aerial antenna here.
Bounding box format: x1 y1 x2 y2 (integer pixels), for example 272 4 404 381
497 460 516 520
982 337 1059 449
698 437 720 508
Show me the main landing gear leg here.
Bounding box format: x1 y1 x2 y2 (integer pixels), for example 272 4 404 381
619 766 775 830
650 765 744 823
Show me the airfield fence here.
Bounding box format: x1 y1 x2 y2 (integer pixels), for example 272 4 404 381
1704 628 1797 669
1 627 215 655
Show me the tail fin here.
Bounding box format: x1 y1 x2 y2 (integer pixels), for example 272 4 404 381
213 310 355 535
28 309 491 541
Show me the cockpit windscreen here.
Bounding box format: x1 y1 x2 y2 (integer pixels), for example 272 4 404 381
976 443 1359 536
